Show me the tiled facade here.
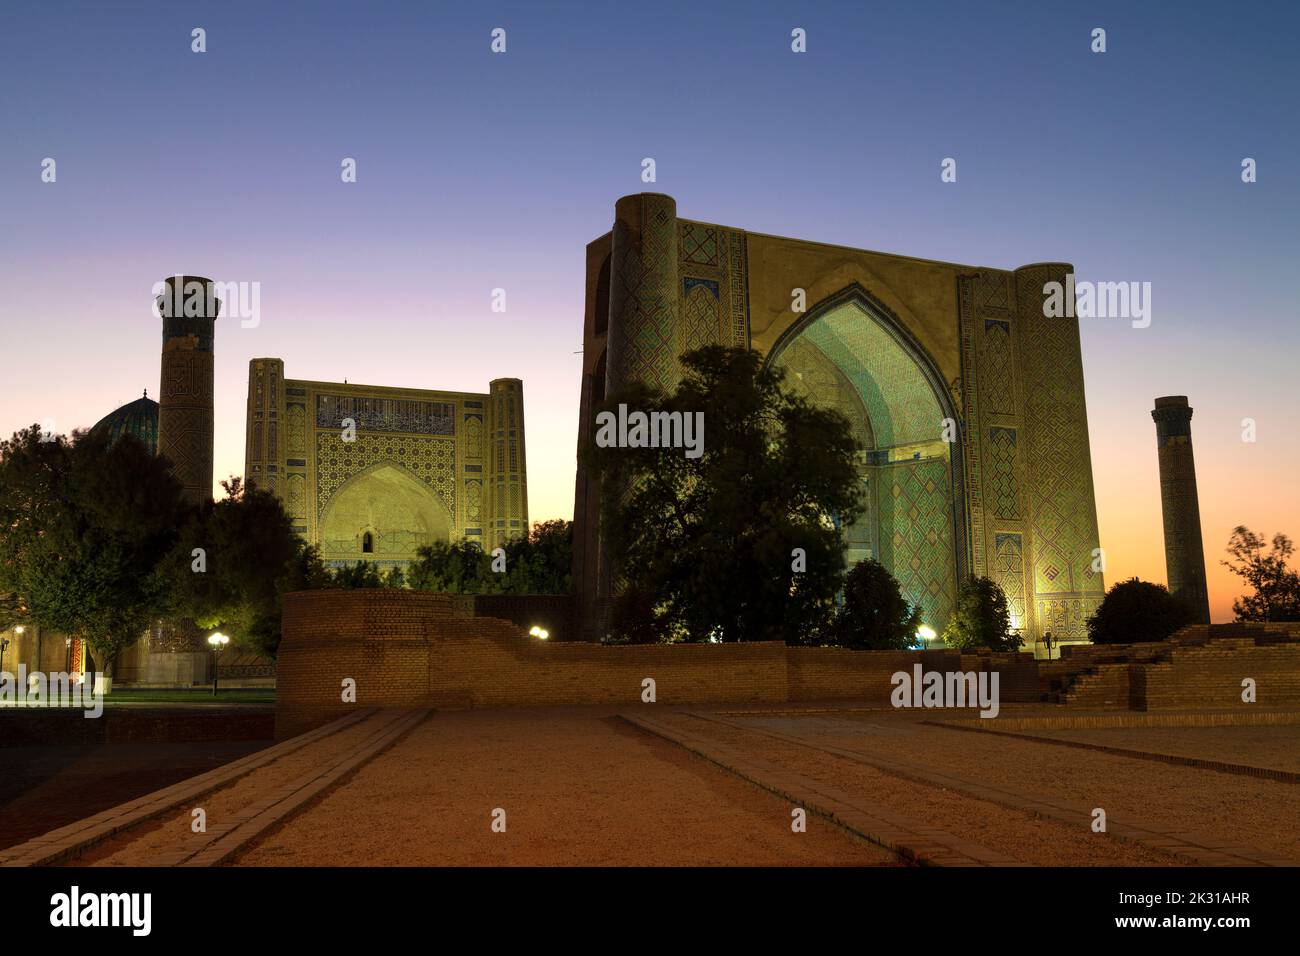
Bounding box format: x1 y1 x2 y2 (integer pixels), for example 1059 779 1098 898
573 194 1105 644
245 361 527 567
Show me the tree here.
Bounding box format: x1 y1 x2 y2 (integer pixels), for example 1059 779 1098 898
826 559 919 650
942 576 1020 651
1222 526 1300 622
407 520 573 596
0 426 185 684
584 346 862 644
162 478 307 658
326 561 408 589
501 519 572 594
408 539 495 593
1086 577 1194 645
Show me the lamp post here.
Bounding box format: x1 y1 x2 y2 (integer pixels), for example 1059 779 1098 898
0 634 10 675
207 633 229 696
64 636 71 673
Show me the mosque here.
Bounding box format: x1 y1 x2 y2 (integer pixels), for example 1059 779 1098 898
572 193 1111 648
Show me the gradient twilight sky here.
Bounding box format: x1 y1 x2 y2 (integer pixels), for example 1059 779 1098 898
2 1 1297 621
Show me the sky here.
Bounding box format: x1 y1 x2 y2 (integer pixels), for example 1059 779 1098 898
2 0 1297 622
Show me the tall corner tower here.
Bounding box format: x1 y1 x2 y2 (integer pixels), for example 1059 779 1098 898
607 192 680 395
488 377 528 546
1151 395 1211 623
156 275 220 504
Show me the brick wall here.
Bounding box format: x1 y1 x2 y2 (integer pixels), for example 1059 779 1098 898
275 590 1044 737
470 594 575 641
1144 640 1300 710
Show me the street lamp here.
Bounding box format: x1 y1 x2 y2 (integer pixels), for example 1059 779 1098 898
916 624 937 647
207 632 230 696
528 625 549 640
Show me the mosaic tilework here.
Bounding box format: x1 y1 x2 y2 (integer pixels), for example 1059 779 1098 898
90 395 159 456
794 302 942 447
988 426 1020 520
465 478 482 521
774 336 876 450
679 222 718 266
1017 264 1105 640
981 320 1014 416
608 195 680 392
316 394 455 436
958 276 989 580
314 432 455 520
722 229 750 347
285 473 306 519
682 278 721 352
286 403 307 456
876 458 957 630
158 346 215 504
994 532 1027 631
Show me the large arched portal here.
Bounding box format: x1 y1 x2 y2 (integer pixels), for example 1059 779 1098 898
769 292 961 632
318 462 451 566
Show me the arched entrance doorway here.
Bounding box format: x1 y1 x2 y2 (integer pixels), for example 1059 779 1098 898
767 287 963 633
318 462 451 565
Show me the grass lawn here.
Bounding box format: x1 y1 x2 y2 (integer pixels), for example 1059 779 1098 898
103 688 276 705
0 686 275 707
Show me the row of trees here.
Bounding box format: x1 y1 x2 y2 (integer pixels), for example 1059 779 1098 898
0 422 573 678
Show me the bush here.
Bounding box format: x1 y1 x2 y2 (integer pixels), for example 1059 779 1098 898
827 559 919 650
1086 578 1194 645
942 576 1020 652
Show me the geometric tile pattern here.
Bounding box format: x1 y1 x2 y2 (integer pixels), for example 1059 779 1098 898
876 458 956 631
609 195 680 392
994 532 1026 632
679 222 718 266
980 320 1014 415
158 347 215 503
682 278 721 352
793 301 945 447
1017 264 1104 640
315 432 455 521
987 426 1019 520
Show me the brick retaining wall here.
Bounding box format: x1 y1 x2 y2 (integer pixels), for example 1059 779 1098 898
275 590 1043 738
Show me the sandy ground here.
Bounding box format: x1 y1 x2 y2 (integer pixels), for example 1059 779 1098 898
656 714 1179 866
1028 724 1300 773
235 708 896 866
76 711 412 866
725 712 1300 861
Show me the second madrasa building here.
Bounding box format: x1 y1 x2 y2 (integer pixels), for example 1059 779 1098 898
245 360 528 569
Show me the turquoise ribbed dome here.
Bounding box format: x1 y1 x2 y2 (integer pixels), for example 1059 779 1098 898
91 393 159 455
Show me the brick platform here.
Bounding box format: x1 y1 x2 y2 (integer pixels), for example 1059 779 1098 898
275 590 1039 738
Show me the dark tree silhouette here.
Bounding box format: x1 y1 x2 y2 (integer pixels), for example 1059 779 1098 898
1086 577 1194 645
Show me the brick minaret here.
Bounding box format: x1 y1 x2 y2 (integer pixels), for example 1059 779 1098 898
1151 396 1211 623
156 275 220 504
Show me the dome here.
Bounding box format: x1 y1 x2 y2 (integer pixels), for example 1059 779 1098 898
91 392 159 455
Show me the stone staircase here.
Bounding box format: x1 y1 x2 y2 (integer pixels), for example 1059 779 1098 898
1041 623 1300 709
